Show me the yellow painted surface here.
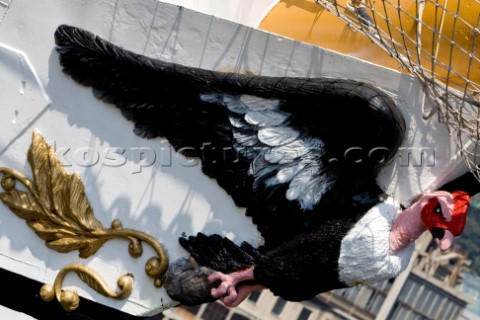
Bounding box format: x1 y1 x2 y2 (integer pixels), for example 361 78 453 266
260 0 480 93
260 0 402 70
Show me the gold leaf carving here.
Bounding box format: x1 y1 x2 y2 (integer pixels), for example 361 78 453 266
74 266 133 300
75 268 113 297
40 263 133 312
0 130 170 310
0 131 106 257
26 131 104 233
46 237 106 257
0 189 43 220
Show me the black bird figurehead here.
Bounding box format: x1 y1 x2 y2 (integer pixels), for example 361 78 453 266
52 24 473 308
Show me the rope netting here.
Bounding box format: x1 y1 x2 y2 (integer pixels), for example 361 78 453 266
315 0 480 181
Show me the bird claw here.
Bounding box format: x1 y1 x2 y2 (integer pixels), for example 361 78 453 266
208 271 243 306
207 267 257 307
208 271 235 299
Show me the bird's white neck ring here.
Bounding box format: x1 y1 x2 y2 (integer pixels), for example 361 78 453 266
338 196 414 286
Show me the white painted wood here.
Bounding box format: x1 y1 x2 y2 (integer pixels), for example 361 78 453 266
159 0 279 27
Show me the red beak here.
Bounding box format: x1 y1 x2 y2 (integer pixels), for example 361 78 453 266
449 191 470 236
421 190 470 250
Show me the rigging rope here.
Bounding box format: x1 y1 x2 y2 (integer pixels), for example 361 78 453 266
315 0 480 181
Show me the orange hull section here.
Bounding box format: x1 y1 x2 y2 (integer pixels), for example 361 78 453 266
260 0 480 91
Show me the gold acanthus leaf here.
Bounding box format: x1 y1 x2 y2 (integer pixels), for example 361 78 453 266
0 189 43 220
0 130 169 288
75 268 113 297
1 130 106 258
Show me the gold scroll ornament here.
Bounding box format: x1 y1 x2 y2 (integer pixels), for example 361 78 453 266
0 130 169 311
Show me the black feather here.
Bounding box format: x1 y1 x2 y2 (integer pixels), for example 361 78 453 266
179 233 255 272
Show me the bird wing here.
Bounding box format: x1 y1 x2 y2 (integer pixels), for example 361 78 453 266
54 25 405 246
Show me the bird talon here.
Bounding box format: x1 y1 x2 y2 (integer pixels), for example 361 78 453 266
221 286 238 305
208 271 227 284
211 285 228 298
209 271 236 299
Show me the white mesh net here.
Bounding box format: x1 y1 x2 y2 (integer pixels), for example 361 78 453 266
315 0 480 180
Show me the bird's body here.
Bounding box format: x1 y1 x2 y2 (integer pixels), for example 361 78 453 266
54 25 470 307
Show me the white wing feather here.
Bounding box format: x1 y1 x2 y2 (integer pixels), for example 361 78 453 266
202 93 335 210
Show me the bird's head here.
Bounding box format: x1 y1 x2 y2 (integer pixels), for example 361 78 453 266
420 190 470 250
